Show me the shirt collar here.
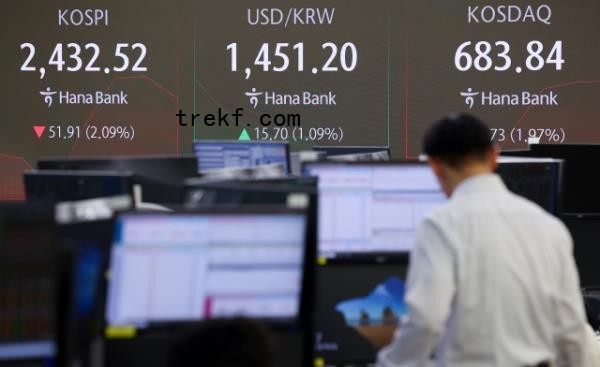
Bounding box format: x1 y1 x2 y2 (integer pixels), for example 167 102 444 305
451 173 507 199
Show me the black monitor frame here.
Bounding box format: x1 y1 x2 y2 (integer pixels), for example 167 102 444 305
496 158 564 215
57 216 117 367
36 154 199 186
0 204 60 364
313 254 410 366
560 213 600 287
502 144 600 213
24 170 135 204
103 206 313 333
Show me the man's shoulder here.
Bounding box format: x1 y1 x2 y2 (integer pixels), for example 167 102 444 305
426 190 565 228
419 201 457 230
503 191 567 229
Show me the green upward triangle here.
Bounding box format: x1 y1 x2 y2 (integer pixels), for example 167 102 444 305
238 128 251 141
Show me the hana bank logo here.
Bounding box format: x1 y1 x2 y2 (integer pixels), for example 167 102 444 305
40 87 57 108
245 88 263 109
460 88 479 109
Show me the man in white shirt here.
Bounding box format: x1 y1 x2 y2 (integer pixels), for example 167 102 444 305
377 115 592 367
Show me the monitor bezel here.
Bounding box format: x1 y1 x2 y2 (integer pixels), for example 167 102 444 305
36 155 200 186
313 256 410 365
0 204 60 363
23 169 136 204
192 139 291 174
496 159 564 215
302 160 442 261
103 206 311 334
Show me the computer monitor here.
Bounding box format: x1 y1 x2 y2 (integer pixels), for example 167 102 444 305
183 177 317 207
196 163 288 182
304 162 446 258
290 151 326 176
57 215 117 367
583 287 600 331
561 214 600 287
37 155 199 186
24 170 134 204
312 146 390 157
193 140 290 174
496 157 563 214
0 204 58 364
313 146 392 163
105 210 308 329
314 259 409 366
182 180 318 335
502 144 600 213
326 151 391 162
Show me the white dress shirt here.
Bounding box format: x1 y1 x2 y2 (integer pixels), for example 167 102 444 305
377 174 592 367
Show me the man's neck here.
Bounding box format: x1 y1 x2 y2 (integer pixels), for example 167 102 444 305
448 166 493 195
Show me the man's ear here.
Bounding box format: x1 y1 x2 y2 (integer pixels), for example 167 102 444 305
428 157 444 179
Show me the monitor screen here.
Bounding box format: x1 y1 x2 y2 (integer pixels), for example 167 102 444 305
312 146 390 157
37 155 199 186
290 151 327 176
304 163 446 257
0 205 57 362
105 211 307 328
57 218 115 367
561 214 600 287
193 140 290 174
496 158 563 214
502 145 599 213
314 262 408 365
24 170 134 204
59 219 114 319
183 177 317 208
326 151 391 162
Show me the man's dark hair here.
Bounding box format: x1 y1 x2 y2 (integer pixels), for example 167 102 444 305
423 114 493 167
168 318 275 367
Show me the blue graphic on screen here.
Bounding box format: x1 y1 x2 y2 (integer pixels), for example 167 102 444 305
336 277 406 328
193 141 289 173
75 246 102 319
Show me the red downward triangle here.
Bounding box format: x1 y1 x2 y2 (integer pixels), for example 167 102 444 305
33 125 46 139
